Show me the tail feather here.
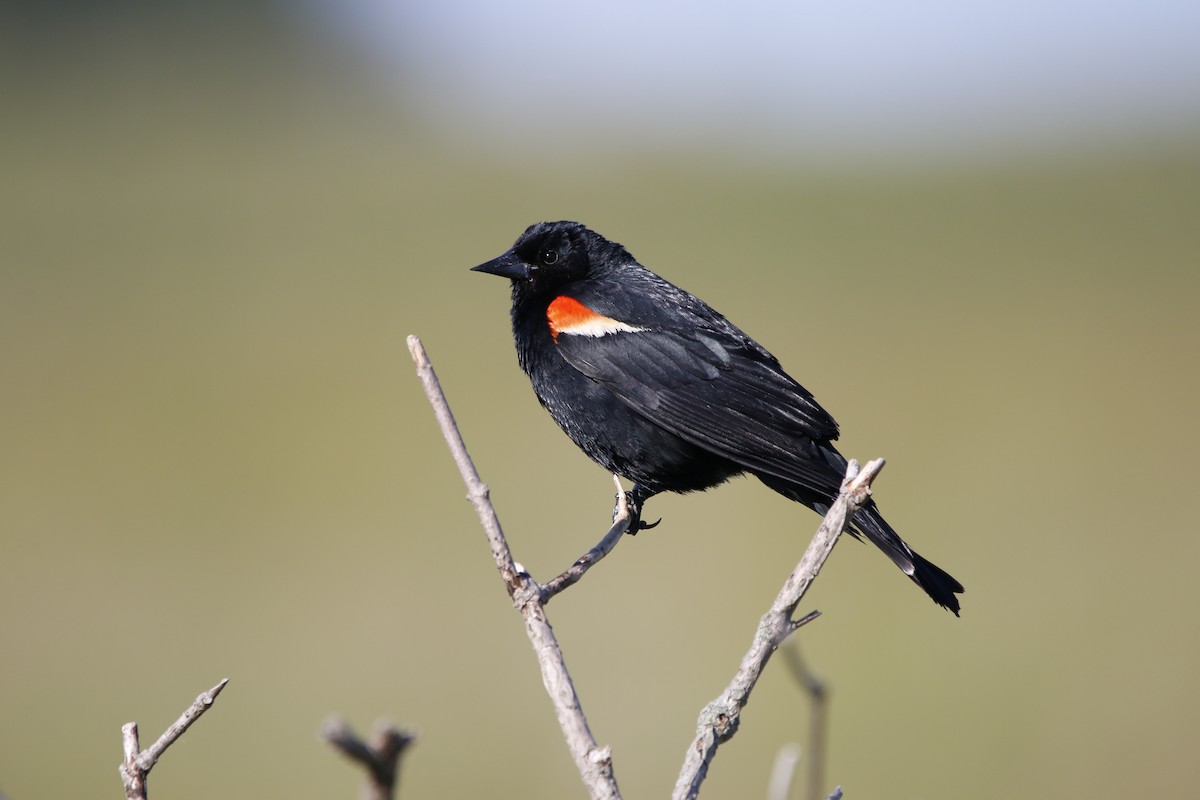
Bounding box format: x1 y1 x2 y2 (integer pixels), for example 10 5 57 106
756 472 964 614
909 551 965 616
854 504 964 615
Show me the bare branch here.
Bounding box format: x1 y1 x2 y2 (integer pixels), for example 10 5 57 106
408 336 521 596
408 335 622 800
118 678 229 800
672 459 884 800
322 717 416 800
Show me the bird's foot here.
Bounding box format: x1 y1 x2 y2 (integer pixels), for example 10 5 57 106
615 483 661 535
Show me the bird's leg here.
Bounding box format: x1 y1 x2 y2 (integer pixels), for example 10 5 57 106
616 483 661 535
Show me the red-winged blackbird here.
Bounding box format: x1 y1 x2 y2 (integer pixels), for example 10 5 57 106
473 221 963 615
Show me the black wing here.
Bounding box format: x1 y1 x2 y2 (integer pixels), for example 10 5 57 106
555 324 845 498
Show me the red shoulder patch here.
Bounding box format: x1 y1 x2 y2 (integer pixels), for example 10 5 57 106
546 296 645 342
549 296 652 343
547 296 602 340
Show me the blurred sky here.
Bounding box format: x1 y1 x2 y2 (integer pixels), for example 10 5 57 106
292 0 1200 161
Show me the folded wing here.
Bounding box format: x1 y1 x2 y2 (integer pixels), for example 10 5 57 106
555 326 845 498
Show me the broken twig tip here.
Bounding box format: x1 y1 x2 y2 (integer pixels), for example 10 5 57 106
407 335 427 366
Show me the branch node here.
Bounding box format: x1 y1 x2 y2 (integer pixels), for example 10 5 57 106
698 700 740 742
588 744 614 770
510 577 542 610
785 609 822 638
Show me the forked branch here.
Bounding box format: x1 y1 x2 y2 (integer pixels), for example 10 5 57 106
408 335 621 800
118 678 229 800
671 459 882 800
322 717 417 800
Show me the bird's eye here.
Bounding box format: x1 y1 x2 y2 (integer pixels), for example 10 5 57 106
539 249 559 265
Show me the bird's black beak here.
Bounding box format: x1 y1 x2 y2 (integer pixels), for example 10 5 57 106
471 249 531 281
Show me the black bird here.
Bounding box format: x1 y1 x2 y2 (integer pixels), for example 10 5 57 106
472 221 963 614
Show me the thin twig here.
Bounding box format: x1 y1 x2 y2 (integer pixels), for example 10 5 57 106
782 643 829 800
322 717 417 800
541 475 634 604
118 678 229 800
408 337 521 597
672 459 884 800
408 335 622 800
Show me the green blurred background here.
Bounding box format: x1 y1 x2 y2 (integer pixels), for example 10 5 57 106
2 2 1199 798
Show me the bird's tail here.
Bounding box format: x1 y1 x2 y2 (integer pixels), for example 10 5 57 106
756 471 964 614
852 504 964 615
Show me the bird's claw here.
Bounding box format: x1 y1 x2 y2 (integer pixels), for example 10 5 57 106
617 484 661 535
636 516 662 531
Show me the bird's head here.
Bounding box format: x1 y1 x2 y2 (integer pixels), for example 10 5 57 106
472 221 629 293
